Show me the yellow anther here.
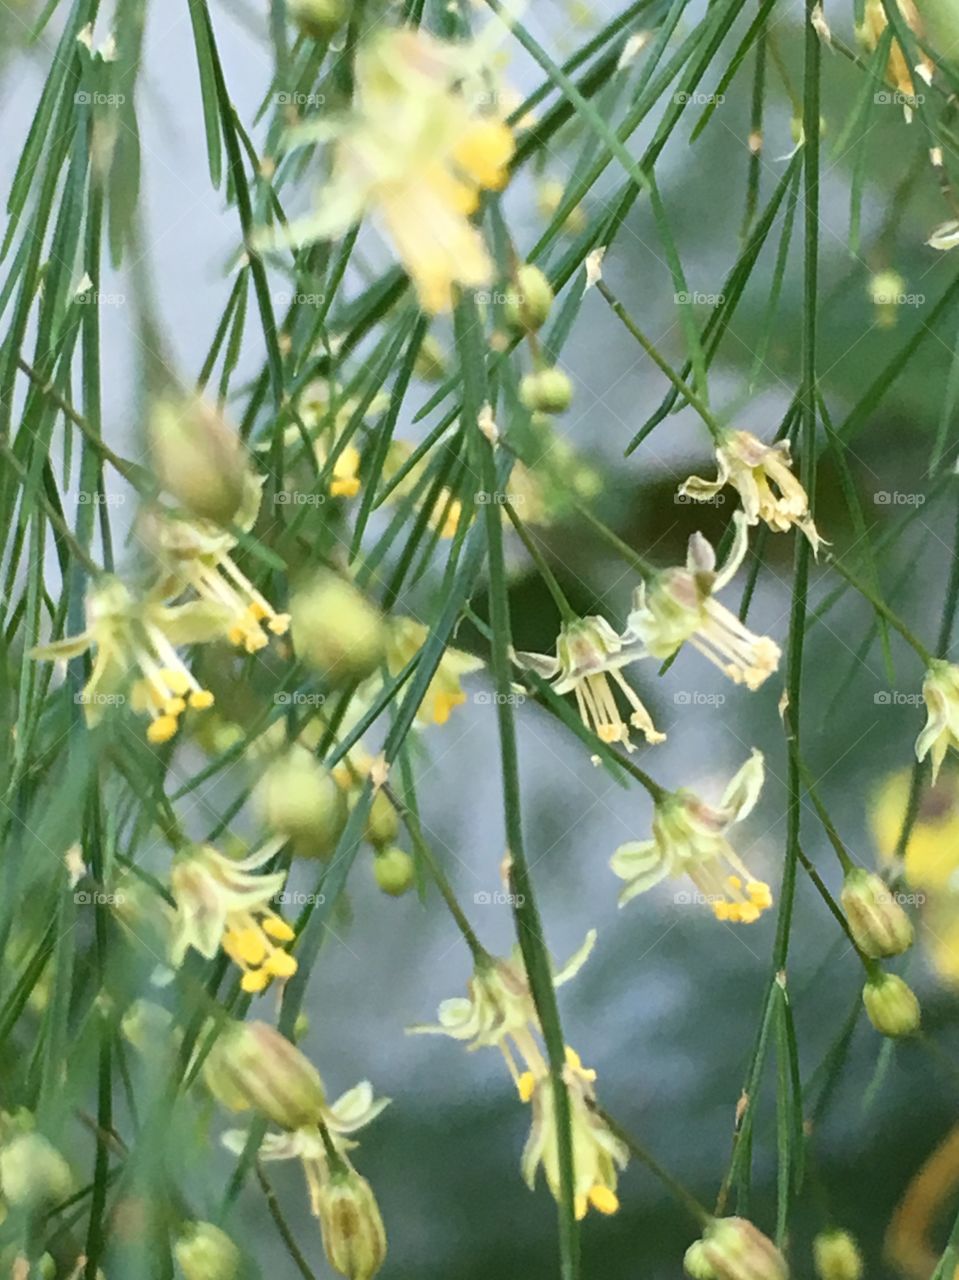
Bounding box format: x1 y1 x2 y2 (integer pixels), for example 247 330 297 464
588 1185 619 1215
164 697 187 716
269 613 291 636
574 1193 588 1221
265 950 297 978
240 968 271 994
189 689 215 710
517 1071 536 1103
263 916 295 942
432 690 466 726
147 715 178 745
452 119 515 191
726 874 743 890
229 928 268 967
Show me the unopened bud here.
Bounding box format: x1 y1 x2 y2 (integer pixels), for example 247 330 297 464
174 1222 241 1280
841 869 913 958
813 1229 863 1280
0 1132 72 1209
203 1020 326 1130
504 265 554 332
700 1217 788 1280
316 1170 387 1280
291 572 386 685
684 1239 719 1279
289 0 348 38
519 368 573 414
255 749 347 857
373 847 415 896
149 395 250 525
862 972 920 1037
365 791 399 850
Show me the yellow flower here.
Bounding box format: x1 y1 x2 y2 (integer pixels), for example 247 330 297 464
514 615 663 749
624 513 780 690
144 478 290 655
381 618 483 726
611 750 773 923
679 429 823 554
409 933 625 1216
257 30 515 313
29 576 221 743
169 843 296 993
520 1047 627 1220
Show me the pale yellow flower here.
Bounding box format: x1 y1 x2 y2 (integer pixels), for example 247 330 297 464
29 576 221 744
624 513 780 690
144 477 290 655
916 661 959 784
679 429 823 553
169 842 296 993
380 617 483 726
611 750 773 923
514 615 663 749
257 29 514 314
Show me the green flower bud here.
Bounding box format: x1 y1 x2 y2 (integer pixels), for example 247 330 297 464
813 1229 863 1280
373 847 415 896
149 394 250 525
684 1239 720 1279
862 972 921 1037
365 791 399 850
291 572 386 685
504 265 555 332
700 1217 788 1280
841 869 914 958
255 749 347 857
0 1132 72 1210
204 1020 326 1130
519 368 573 415
174 1221 242 1280
316 1169 387 1280
289 0 348 39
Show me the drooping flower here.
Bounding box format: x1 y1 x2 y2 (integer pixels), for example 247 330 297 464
257 29 515 314
221 1076 389 1280
915 660 959 783
624 513 780 690
380 617 483 726
858 0 933 111
169 843 296 993
143 477 291 655
29 575 221 743
679 429 823 553
409 932 627 1217
611 750 773 923
514 615 663 749
519 1047 627 1220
